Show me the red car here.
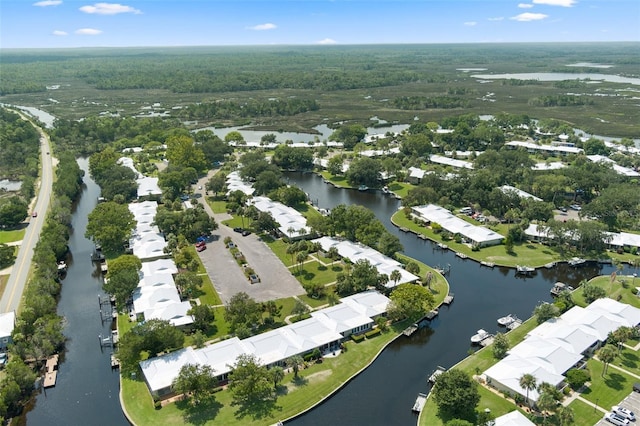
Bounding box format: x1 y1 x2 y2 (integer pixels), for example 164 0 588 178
195 242 206 252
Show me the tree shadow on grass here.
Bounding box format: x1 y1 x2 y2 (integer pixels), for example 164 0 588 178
603 372 626 390
291 375 309 387
620 351 639 370
233 398 282 421
176 397 223 425
331 265 343 272
294 270 316 282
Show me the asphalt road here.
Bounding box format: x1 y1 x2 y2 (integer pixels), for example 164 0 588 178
0 116 53 313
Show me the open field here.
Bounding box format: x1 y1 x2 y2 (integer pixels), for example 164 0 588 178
1 44 639 137
0 229 25 244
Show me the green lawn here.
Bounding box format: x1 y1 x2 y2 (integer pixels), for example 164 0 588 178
0 229 25 244
613 347 640 377
386 181 414 198
262 236 296 267
392 211 562 268
395 253 448 306
198 274 222 306
122 320 413 426
572 275 640 308
291 260 342 287
567 399 604 426
581 358 638 410
318 171 352 189
298 293 331 309
293 202 323 221
207 199 228 214
221 215 247 229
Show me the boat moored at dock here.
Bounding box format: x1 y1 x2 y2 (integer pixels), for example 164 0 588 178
497 314 516 327
411 393 427 412
470 329 490 344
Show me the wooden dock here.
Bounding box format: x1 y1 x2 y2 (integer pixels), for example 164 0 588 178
480 261 495 268
455 252 468 259
403 324 419 337
43 354 59 388
428 366 446 384
443 293 454 305
424 309 439 320
480 335 495 347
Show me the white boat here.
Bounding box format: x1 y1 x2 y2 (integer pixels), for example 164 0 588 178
437 243 449 250
516 265 535 275
412 392 428 412
568 257 586 267
470 329 490 344
428 366 447 384
550 282 574 296
358 184 369 191
497 314 516 326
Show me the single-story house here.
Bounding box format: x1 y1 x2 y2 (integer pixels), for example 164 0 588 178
0 311 16 350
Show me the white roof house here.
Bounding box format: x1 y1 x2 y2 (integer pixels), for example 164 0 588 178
130 232 168 260
494 410 535 426
360 147 401 157
531 161 566 171
485 299 640 404
138 273 176 289
312 236 419 287
140 259 178 277
128 201 159 222
133 284 181 314
137 176 162 198
144 301 194 327
506 141 583 156
250 196 311 239
140 291 391 396
225 171 255 196
0 311 16 349
411 204 504 247
429 154 474 170
118 156 144 178
500 185 542 202
587 155 640 177
526 224 640 250
340 290 390 318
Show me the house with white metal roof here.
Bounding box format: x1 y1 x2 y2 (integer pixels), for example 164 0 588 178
225 171 255 196
250 196 311 239
586 154 640 177
411 204 504 247
506 141 583 156
137 176 162 199
429 154 474 169
500 185 542 202
494 410 535 426
140 258 178 277
0 311 16 350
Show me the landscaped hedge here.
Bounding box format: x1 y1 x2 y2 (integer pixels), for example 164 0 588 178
365 328 381 339
351 334 365 343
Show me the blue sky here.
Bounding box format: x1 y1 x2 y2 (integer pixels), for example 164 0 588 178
1 0 639 48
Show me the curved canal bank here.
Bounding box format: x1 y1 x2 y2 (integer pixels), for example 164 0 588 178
25 158 128 426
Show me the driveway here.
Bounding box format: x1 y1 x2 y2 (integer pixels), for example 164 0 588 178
194 172 305 304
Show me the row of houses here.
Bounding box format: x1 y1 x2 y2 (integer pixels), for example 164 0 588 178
524 224 640 251
117 156 163 199
140 290 390 398
411 204 505 247
484 298 640 405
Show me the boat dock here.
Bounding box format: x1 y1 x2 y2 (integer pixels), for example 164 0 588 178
424 309 439 320
480 335 495 347
43 354 59 388
412 392 428 413
428 366 446 384
443 293 454 305
480 261 495 268
507 317 522 330
110 352 120 369
455 252 468 259
515 265 535 275
403 324 419 337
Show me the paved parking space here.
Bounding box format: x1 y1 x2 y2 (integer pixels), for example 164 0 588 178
593 387 640 426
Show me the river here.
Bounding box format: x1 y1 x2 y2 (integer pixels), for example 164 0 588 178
285 171 628 426
25 158 128 426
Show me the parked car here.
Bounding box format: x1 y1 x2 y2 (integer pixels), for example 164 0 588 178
570 204 582 211
195 241 206 249
604 412 630 426
0 352 7 368
634 382 640 393
196 244 206 252
612 406 636 422
32 211 37 217
241 230 251 236
233 227 243 233
560 207 567 212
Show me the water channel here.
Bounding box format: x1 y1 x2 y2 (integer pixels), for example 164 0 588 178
22 165 633 426
25 158 128 426
285 171 630 426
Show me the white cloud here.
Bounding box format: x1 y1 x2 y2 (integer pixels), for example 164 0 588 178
464 21 477 26
317 38 337 45
52 30 68 36
533 0 576 6
34 0 62 6
488 17 504 21
247 23 277 31
75 28 103 35
79 3 141 15
510 12 549 21
518 3 534 8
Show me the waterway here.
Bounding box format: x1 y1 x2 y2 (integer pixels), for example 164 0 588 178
25 158 128 426
285 171 631 426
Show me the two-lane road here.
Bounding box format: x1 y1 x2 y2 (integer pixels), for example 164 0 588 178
0 116 53 313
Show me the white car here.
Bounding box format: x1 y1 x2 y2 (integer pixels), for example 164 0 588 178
604 412 630 426
612 406 636 422
569 204 582 211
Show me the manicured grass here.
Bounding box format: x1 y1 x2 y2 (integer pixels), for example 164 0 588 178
293 202 323 221
572 275 640 309
292 260 342 287
395 253 448 306
392 211 562 268
263 237 296 267
198 274 222 306
0 229 25 244
581 357 637 409
298 293 330 309
568 399 604 426
613 347 640 377
386 181 414 198
207 199 228 214
122 320 412 426
318 171 353 189
221 215 247 229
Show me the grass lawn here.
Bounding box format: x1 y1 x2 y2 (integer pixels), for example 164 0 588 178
221 215 247 230
387 181 414 198
392 211 562 268
572 275 640 308
567 399 604 426
395 253 448 306
0 228 25 243
293 202 323 221
198 274 222 306
291 260 342 287
207 199 228 214
613 347 640 377
262 236 296 267
298 293 331 309
581 357 638 409
318 171 352 189
122 320 412 426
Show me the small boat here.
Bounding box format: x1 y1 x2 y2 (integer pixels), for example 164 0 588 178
515 265 535 275
358 184 369 191
480 261 495 268
455 252 468 259
568 257 586 267
382 186 389 194
428 366 447 384
437 243 449 250
497 314 516 326
550 282 574 296
544 262 557 269
471 329 490 344
412 393 428 412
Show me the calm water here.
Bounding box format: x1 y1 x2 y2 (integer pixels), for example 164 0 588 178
286 172 628 426
25 158 128 426
471 72 640 86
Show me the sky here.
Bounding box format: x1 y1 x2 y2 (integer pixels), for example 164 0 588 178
1 0 639 49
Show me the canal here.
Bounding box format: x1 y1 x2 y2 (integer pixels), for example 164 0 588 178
285 172 627 426
25 158 129 426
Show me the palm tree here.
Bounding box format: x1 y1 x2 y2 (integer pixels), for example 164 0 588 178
598 344 617 376
558 405 575 426
286 243 297 265
286 355 304 379
390 269 402 287
296 251 308 273
536 390 557 425
519 373 537 404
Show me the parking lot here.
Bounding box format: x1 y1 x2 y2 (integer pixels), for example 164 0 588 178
594 387 640 426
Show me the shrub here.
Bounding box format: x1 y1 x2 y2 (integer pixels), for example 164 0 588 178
154 401 162 410
566 368 590 390
365 328 381 338
513 393 524 404
351 333 365 343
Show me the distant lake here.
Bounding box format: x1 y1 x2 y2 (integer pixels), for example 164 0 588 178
471 72 640 86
